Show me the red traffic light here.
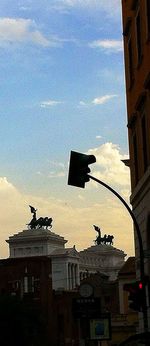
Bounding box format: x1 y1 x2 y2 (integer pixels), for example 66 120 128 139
138 282 143 289
123 281 145 311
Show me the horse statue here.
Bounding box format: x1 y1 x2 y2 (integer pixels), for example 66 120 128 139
93 225 101 245
28 217 53 229
28 206 53 230
100 234 114 245
93 225 114 246
106 235 114 245
35 217 53 229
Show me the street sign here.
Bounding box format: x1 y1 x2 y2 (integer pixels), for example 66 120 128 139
90 314 111 341
72 297 101 318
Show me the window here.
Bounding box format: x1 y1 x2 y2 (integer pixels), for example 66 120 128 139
137 95 149 173
23 276 34 294
26 247 31 254
127 36 134 86
133 133 139 184
146 0 150 38
18 248 23 254
34 278 40 293
141 114 148 172
131 0 139 11
135 9 142 63
34 247 40 254
8 280 20 295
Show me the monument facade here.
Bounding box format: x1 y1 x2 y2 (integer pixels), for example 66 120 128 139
6 208 126 290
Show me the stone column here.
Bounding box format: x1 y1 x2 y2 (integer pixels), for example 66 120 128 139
68 263 71 290
71 264 74 289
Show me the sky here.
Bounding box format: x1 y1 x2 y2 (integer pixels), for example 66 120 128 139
0 0 135 258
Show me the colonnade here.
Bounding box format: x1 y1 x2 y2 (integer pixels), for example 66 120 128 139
68 263 78 290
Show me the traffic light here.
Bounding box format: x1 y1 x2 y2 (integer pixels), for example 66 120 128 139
123 281 145 312
68 151 96 188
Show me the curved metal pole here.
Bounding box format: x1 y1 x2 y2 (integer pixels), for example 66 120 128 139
88 174 148 331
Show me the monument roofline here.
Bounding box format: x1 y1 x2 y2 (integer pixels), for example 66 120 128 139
6 228 67 245
80 244 126 255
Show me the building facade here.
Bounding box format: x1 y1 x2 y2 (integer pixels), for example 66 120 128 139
0 255 138 346
122 0 150 332
0 256 54 345
0 220 138 345
6 226 126 291
6 228 80 291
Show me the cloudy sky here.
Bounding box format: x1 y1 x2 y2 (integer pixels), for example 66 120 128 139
0 0 135 258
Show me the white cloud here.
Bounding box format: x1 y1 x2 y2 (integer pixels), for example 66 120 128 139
0 177 15 191
96 135 102 139
87 142 130 189
97 68 124 85
36 160 66 179
79 95 118 107
48 171 66 178
78 194 85 200
51 0 120 10
40 100 63 107
19 6 31 11
48 160 65 169
97 0 121 18
79 101 87 106
59 0 98 7
36 172 42 177
92 94 118 105
0 17 49 46
50 0 121 19
48 161 66 178
0 18 78 48
89 39 123 53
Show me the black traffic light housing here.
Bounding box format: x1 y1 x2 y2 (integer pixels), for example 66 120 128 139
68 151 96 188
123 281 145 312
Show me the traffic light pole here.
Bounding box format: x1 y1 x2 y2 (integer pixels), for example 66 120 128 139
88 174 148 332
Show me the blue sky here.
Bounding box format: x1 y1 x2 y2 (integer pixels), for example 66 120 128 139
0 0 135 258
